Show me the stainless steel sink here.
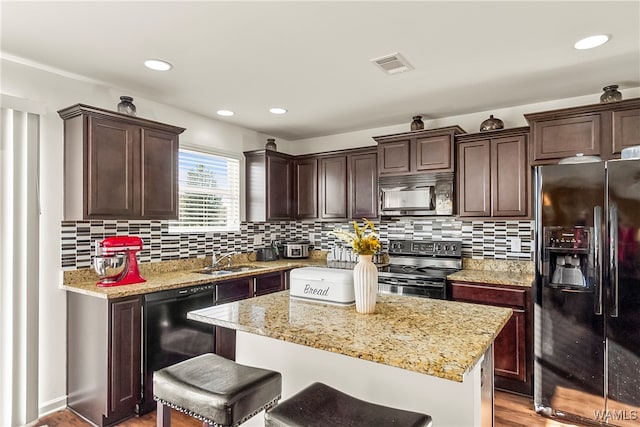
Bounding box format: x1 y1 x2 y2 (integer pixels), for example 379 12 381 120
194 265 264 275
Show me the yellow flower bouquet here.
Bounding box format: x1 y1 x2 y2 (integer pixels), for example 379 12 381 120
330 218 381 255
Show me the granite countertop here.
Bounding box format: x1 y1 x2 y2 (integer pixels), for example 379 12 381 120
188 291 512 383
62 259 327 299
62 252 389 299
447 259 535 288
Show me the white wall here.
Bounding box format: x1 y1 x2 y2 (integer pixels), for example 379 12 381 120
0 57 287 417
287 87 640 155
2 56 638 419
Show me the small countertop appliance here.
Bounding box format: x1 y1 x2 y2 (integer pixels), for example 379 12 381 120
93 236 146 287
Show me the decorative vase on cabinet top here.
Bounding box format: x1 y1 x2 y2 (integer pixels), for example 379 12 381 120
411 116 424 131
600 85 622 103
479 114 504 132
353 254 378 314
117 96 137 116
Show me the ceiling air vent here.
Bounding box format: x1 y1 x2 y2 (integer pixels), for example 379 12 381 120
370 52 414 75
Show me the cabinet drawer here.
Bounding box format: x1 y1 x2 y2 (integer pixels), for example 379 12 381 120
255 272 283 296
216 278 252 304
450 282 526 308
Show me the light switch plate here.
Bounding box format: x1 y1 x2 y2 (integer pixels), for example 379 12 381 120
510 236 521 252
253 234 263 245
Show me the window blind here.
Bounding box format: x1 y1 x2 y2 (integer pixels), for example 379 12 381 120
169 148 240 232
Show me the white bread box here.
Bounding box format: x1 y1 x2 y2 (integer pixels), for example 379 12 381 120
289 267 355 306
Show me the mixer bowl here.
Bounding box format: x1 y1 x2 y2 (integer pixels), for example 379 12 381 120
94 254 125 277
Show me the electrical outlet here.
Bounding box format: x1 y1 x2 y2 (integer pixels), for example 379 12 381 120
510 236 521 252
308 232 315 245
253 234 263 246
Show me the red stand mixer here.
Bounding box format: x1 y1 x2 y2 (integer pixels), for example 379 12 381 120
93 236 146 287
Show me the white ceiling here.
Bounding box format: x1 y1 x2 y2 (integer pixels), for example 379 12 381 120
2 1 639 141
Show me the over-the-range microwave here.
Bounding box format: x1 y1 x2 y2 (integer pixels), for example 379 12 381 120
378 172 454 217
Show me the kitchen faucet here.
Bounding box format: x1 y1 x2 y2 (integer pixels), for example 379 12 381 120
212 251 238 269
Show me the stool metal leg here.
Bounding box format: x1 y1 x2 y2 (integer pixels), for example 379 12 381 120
157 401 171 427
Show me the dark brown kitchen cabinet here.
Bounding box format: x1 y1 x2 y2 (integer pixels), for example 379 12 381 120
457 128 530 218
215 271 286 360
244 150 294 221
58 104 184 220
319 155 349 219
524 98 640 164
294 157 318 219
374 126 465 176
67 293 142 426
349 151 378 218
255 271 285 296
318 147 378 220
449 281 532 396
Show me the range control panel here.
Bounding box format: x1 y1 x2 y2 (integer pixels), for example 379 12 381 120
388 240 462 257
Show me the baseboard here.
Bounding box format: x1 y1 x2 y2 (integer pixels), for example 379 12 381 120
38 395 67 418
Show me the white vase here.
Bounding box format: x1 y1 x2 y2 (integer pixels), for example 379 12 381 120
353 254 378 314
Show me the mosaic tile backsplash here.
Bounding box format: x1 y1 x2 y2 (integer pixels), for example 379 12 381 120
62 218 533 270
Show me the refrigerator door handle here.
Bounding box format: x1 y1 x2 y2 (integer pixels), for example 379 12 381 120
609 204 619 317
594 206 603 315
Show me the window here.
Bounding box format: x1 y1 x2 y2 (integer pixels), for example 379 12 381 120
169 148 240 232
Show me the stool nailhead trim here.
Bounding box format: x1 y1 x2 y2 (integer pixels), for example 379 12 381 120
153 395 281 427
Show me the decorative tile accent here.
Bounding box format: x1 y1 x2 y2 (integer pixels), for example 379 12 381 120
60 218 534 270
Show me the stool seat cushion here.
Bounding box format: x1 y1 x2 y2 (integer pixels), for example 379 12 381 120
154 353 281 427
265 382 432 427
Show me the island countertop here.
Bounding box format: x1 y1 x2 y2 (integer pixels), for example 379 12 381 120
188 291 512 383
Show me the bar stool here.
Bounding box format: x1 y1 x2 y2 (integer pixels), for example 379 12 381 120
264 382 432 427
153 353 282 427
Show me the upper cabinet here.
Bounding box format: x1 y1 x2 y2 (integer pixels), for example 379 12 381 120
374 126 466 176
457 127 530 218
318 148 378 220
524 98 640 165
244 150 294 222
58 104 185 220
293 157 318 220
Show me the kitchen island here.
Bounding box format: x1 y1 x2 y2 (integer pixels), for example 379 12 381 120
188 291 512 426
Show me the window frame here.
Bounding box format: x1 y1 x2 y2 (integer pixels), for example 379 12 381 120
168 144 242 233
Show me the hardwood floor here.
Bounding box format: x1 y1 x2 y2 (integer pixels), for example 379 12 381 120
34 390 584 427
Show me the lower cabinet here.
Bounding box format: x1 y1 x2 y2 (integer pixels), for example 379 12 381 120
449 281 532 396
67 271 286 425
67 293 141 426
215 271 286 360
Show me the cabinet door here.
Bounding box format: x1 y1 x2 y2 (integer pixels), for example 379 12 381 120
458 140 491 217
349 152 378 219
266 154 293 220
414 135 453 172
612 107 640 155
140 128 179 219
87 116 136 217
109 298 141 421
255 272 284 296
378 140 411 175
491 136 528 217
494 309 527 382
216 278 252 304
531 114 601 162
320 156 348 219
294 158 318 219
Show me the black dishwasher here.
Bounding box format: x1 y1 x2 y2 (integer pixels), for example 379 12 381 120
139 283 215 414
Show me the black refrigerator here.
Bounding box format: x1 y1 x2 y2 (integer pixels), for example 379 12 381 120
534 159 640 426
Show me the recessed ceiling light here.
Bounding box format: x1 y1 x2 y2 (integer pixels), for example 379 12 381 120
216 110 234 117
574 35 610 50
144 59 173 71
269 107 288 115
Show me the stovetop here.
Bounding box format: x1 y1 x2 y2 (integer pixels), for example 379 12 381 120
384 239 462 280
